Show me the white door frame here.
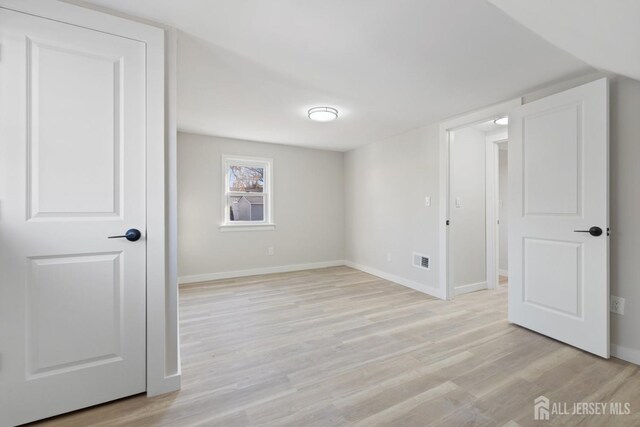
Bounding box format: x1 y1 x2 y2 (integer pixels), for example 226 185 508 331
495 140 509 282
0 0 180 396
485 133 508 290
439 98 521 300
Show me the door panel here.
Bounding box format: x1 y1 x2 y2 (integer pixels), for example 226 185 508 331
508 78 609 358
26 253 123 378
523 238 581 317
0 8 147 426
523 104 581 216
28 38 123 218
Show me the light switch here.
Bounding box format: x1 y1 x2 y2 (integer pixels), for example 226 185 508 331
455 197 462 208
425 196 431 207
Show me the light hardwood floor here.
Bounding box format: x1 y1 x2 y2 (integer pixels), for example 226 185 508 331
35 267 639 426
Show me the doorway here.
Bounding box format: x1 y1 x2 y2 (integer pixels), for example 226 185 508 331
438 99 520 301
497 142 508 285
439 79 610 358
448 119 508 296
0 3 173 426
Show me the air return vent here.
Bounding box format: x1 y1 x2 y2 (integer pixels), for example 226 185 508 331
412 253 430 270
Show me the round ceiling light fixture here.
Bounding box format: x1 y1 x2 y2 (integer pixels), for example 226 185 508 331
308 106 338 122
494 116 508 126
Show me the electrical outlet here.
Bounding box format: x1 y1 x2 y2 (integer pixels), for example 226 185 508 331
611 295 625 315
425 196 431 207
386 252 392 262
267 247 274 256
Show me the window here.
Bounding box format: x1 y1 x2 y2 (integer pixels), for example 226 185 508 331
221 155 274 231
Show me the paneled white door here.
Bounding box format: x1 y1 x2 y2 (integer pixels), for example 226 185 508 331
508 78 609 357
0 8 147 425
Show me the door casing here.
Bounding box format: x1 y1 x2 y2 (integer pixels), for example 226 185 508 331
438 98 522 300
486 135 509 289
0 0 180 397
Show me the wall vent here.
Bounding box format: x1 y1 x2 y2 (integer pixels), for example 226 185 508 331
412 253 430 270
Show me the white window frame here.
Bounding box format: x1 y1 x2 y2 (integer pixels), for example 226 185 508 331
220 154 275 231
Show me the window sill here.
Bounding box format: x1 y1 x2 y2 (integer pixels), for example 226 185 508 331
219 223 276 232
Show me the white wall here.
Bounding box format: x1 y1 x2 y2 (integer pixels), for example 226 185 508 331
344 125 442 296
344 73 640 363
178 132 344 282
449 128 486 290
498 148 508 273
609 76 640 361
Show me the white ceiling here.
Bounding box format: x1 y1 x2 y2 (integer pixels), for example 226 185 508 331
79 0 593 151
490 0 640 82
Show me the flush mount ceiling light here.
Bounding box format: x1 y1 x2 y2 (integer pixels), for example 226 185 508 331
308 106 338 122
494 116 508 126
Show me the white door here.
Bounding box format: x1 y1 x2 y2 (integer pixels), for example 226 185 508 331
0 8 147 426
508 78 609 357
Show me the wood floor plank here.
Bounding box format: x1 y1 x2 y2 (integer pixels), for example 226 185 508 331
32 266 639 426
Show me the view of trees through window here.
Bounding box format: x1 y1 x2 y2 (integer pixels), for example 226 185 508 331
228 165 266 222
228 166 264 192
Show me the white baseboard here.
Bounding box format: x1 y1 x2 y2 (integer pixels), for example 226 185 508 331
344 261 444 300
498 269 508 277
611 343 640 365
454 281 488 296
178 260 345 284
181 260 445 300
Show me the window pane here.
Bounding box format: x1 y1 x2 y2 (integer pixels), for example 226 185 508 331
228 165 264 193
229 195 265 222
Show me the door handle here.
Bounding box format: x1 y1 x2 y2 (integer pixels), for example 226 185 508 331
108 228 142 242
573 226 603 237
